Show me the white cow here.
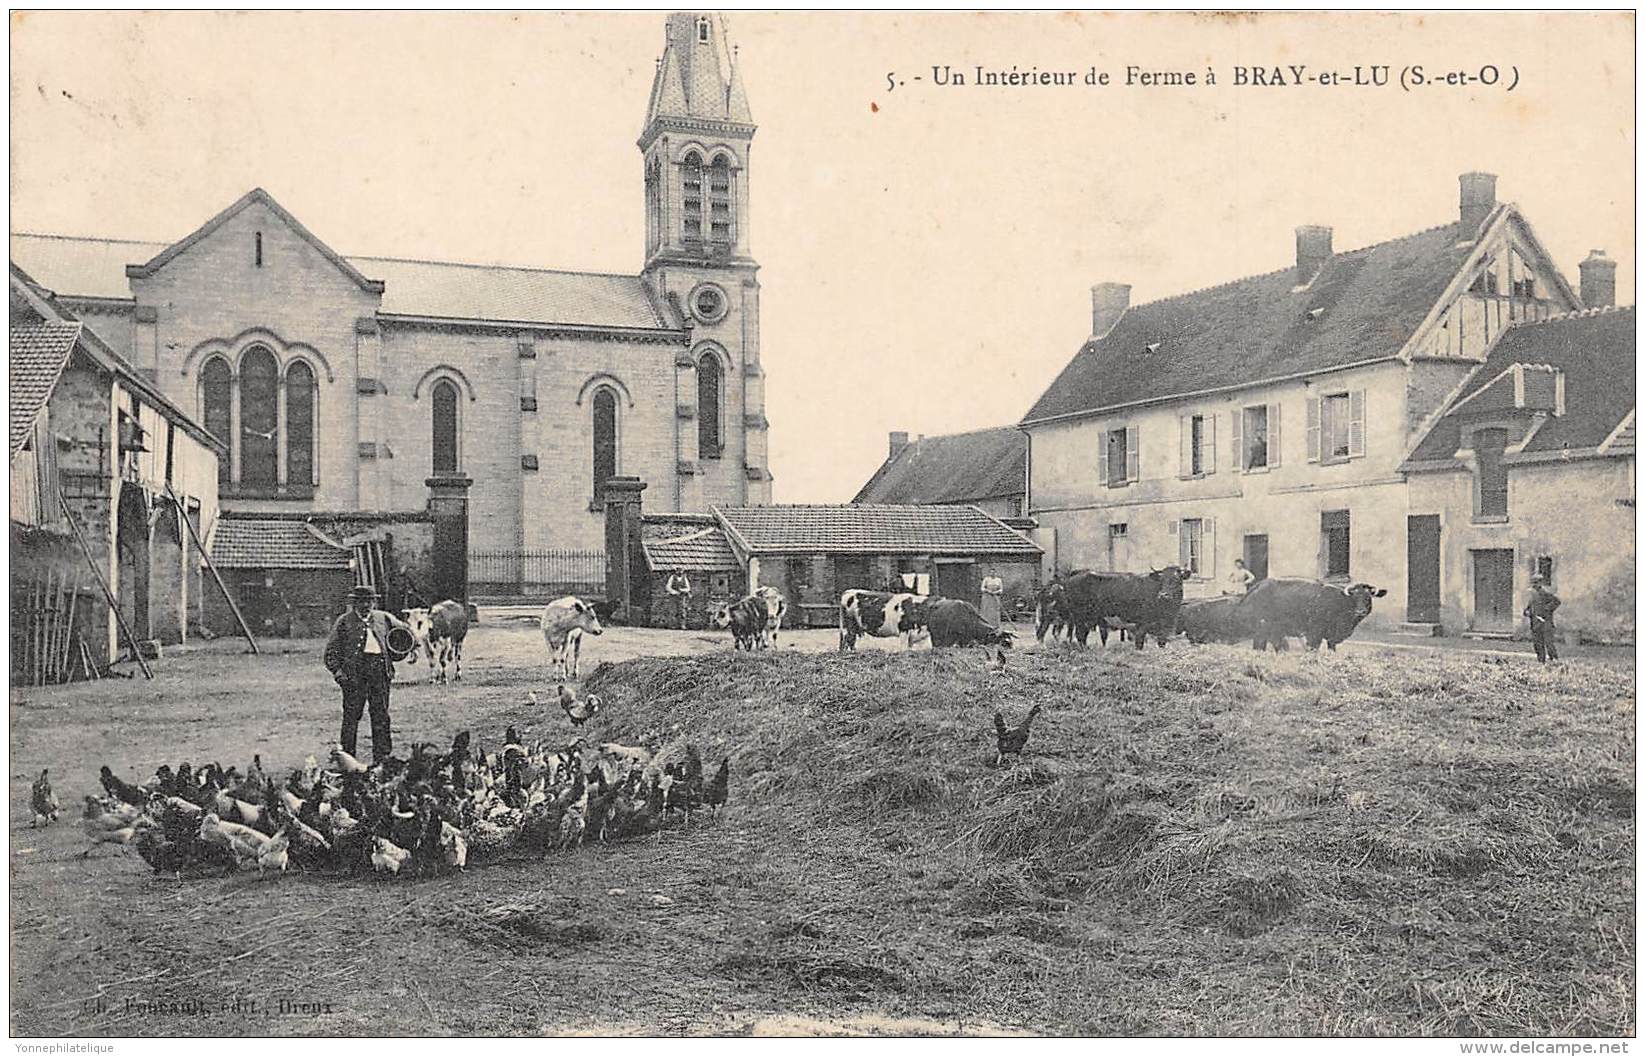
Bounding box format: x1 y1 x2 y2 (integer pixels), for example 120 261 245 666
753 586 788 649
541 596 603 680
404 600 468 684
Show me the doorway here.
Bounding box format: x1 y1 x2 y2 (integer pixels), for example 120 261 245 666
1471 549 1515 631
1406 515 1442 623
935 562 976 605
1242 534 1270 582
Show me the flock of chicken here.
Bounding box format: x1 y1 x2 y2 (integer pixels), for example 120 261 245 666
39 711 730 879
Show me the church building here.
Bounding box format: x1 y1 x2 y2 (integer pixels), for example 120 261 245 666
10 12 771 610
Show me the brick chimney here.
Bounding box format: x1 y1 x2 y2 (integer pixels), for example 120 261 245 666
1458 172 1498 240
1295 225 1333 285
888 431 910 459
1579 249 1617 308
1090 283 1131 340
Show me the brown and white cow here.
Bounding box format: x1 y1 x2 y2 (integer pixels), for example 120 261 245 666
752 586 787 649
541 596 603 679
839 589 929 651
711 594 771 650
404 599 468 684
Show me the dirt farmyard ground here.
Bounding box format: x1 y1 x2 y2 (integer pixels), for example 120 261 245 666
9 618 1636 1036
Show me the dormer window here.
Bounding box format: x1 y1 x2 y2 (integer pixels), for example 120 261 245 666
697 17 710 42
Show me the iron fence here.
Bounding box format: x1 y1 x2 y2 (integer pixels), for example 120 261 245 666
468 549 605 598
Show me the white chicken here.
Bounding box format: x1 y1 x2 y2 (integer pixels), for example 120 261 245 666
371 836 411 875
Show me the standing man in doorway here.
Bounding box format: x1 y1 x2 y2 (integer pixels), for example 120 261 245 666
665 569 692 630
1226 558 1256 596
323 585 416 762
1523 577 1562 663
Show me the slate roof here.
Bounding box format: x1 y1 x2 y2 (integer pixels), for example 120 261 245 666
356 256 668 330
1406 306 1636 464
9 321 81 454
712 504 1040 556
853 427 1026 505
1023 220 1481 423
641 526 742 572
9 234 674 331
210 518 352 570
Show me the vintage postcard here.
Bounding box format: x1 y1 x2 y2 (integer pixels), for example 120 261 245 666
7 9 1635 1042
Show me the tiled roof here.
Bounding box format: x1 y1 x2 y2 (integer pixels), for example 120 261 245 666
210 517 352 570
10 233 673 331
642 526 742 572
1023 221 1478 422
853 426 1025 505
356 257 669 330
713 504 1040 556
9 321 81 454
1407 306 1636 463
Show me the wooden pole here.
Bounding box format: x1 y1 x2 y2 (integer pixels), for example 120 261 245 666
41 568 57 687
165 484 259 655
57 488 152 680
59 571 81 683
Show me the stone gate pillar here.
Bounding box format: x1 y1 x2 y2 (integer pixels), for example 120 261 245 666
426 474 473 606
602 477 647 625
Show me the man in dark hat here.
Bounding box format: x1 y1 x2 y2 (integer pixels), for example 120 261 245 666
323 585 416 761
1523 577 1562 664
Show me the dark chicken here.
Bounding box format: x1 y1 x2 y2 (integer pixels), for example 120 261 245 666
993 705 1041 763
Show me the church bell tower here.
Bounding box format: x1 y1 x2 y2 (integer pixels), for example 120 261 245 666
640 13 770 506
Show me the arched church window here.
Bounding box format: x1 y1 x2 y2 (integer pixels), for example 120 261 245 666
592 388 618 496
682 152 703 243
286 361 315 487
697 353 722 459
709 155 732 246
201 357 233 487
431 379 459 474
240 346 278 487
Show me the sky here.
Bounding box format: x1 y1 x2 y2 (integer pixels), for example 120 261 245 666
9 11 1635 504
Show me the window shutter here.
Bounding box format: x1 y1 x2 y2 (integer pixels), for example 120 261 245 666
1231 408 1244 473
1099 433 1109 489
1268 403 1282 468
1348 389 1367 458
1126 425 1139 482
1306 396 1321 463
1204 414 1217 475
1178 415 1191 479
1179 521 1190 569
1204 517 1216 577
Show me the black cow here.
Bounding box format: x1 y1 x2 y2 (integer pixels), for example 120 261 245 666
1176 596 1250 645
711 594 770 650
1235 578 1388 652
1061 568 1186 650
1034 579 1073 643
926 599 1014 649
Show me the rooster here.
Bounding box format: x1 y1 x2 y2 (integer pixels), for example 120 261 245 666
30 769 60 828
557 685 602 728
99 765 149 807
993 705 1041 764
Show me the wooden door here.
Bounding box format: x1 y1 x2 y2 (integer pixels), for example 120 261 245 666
1406 515 1442 623
1242 534 1270 582
1471 549 1515 630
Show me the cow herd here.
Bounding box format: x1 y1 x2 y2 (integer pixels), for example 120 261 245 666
392 571 1386 688
1040 571 1389 653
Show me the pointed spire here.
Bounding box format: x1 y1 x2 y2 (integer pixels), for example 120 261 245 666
643 12 754 132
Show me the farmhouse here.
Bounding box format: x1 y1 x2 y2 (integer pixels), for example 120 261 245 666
1021 171 1633 638
604 477 1041 628
10 264 223 677
1402 303 1635 641
9 12 771 621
